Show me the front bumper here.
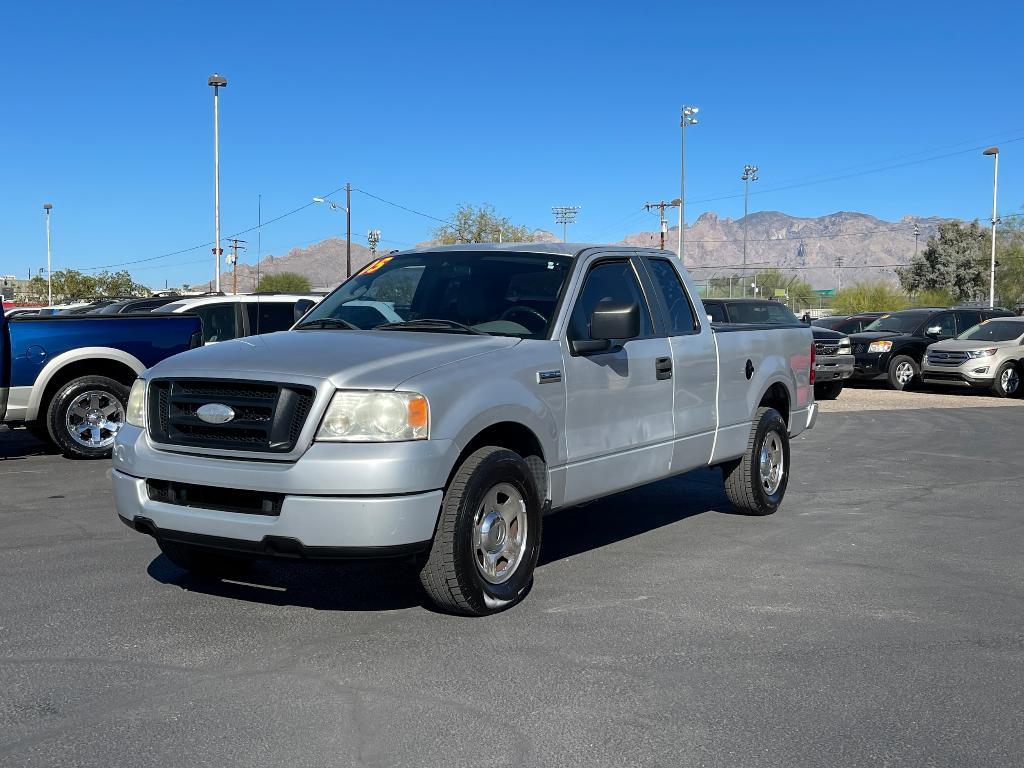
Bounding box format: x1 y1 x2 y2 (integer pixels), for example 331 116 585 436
921 365 994 388
852 352 889 380
815 353 855 382
112 424 453 555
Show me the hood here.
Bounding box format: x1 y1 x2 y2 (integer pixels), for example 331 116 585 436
848 330 904 342
926 338 1019 353
147 329 520 389
811 327 846 340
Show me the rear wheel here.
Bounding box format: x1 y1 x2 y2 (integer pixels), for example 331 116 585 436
814 380 844 400
157 540 252 578
887 355 919 391
46 375 129 459
991 362 1021 398
419 446 542 616
722 407 790 516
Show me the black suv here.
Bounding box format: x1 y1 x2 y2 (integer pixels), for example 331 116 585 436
848 307 1014 390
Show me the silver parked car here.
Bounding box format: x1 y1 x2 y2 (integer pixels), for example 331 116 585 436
921 317 1024 397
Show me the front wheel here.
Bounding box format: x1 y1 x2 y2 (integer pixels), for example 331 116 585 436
722 406 790 516
991 362 1021 398
887 355 919 391
419 446 542 616
46 375 129 459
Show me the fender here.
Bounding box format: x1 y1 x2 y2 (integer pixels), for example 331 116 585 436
25 346 146 421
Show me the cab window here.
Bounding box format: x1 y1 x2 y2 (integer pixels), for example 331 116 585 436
926 313 956 338
705 302 727 323
246 301 300 335
193 303 240 343
568 260 653 341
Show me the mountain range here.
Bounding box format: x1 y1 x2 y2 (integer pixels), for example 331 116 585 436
215 211 946 292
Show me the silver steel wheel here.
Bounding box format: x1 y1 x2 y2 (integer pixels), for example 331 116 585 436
1001 367 1019 394
472 482 528 585
894 361 915 386
759 430 785 495
65 390 124 449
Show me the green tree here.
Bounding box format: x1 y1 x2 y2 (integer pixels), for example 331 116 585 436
432 203 533 244
95 269 151 297
751 268 815 308
897 220 987 302
257 271 311 293
50 269 98 299
831 282 910 314
994 216 1024 309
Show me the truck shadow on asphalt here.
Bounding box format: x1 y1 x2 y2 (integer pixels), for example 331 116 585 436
0 428 59 460
144 467 729 613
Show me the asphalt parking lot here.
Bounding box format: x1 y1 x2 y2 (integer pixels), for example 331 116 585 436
2 397 1022 767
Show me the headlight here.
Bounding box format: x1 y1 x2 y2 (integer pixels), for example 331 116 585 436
867 340 893 353
838 339 852 353
966 348 997 359
316 391 429 441
126 379 147 428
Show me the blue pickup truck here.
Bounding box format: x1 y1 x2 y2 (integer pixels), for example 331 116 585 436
1 311 202 458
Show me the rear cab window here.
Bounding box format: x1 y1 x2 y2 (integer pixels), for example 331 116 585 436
645 258 699 335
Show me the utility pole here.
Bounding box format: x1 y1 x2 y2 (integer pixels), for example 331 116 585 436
367 229 381 257
552 206 581 242
345 182 352 279
679 106 699 260
913 223 921 258
740 164 758 297
208 74 227 293
644 199 682 250
835 254 844 293
983 147 999 308
226 238 246 294
43 203 53 305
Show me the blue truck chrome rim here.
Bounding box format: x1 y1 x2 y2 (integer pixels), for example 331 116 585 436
65 390 124 449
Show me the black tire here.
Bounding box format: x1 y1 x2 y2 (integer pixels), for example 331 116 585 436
157 539 252 578
990 361 1021 398
886 355 919 391
46 375 129 459
814 380 844 400
419 446 542 616
722 406 790 516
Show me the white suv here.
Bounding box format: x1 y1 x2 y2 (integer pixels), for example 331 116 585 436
158 294 323 344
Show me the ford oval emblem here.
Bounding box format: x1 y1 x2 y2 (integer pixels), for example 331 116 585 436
196 403 236 424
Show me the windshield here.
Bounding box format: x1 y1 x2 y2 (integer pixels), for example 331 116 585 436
864 313 924 333
725 301 799 324
298 251 573 338
958 320 1024 342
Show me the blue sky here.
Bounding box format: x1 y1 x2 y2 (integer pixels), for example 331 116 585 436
2 0 1022 289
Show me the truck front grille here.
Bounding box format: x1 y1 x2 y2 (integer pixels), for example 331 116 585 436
147 378 316 454
814 340 842 356
852 343 868 354
146 479 284 516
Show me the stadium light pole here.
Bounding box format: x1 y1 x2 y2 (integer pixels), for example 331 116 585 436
209 73 227 293
982 147 999 308
679 106 698 260
43 203 53 305
740 164 758 297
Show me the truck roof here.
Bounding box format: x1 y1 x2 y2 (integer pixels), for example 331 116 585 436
394 243 660 258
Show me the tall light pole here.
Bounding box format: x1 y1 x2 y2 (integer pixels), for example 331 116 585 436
43 203 53 305
740 164 758 297
679 106 699 260
552 206 581 242
313 194 352 278
209 73 227 293
983 147 999 308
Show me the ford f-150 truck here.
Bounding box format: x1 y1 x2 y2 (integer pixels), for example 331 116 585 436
1 312 202 457
113 244 816 615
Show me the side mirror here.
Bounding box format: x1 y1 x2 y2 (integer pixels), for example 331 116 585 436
293 298 316 322
572 301 640 355
926 325 945 338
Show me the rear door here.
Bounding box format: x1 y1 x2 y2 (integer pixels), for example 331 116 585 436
560 254 674 505
641 256 718 472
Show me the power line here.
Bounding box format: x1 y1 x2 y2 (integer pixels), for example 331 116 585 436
352 187 452 225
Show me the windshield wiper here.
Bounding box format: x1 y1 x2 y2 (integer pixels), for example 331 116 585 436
374 318 487 335
295 317 360 330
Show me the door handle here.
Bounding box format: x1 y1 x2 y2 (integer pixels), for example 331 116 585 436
655 356 673 380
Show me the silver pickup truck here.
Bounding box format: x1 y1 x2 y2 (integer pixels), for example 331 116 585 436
113 244 816 615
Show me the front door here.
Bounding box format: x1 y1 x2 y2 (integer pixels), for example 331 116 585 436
560 256 674 505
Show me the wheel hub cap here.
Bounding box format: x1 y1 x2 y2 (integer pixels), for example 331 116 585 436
759 431 785 496
1003 369 1019 393
66 390 124 449
472 482 528 585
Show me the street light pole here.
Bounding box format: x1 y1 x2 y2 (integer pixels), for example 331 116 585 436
209 73 227 293
43 203 53 305
983 147 999 308
679 106 699 260
740 164 758 297
313 194 352 278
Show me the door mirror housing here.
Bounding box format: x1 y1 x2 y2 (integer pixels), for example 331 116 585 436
926 325 946 338
293 298 316 323
571 301 640 355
